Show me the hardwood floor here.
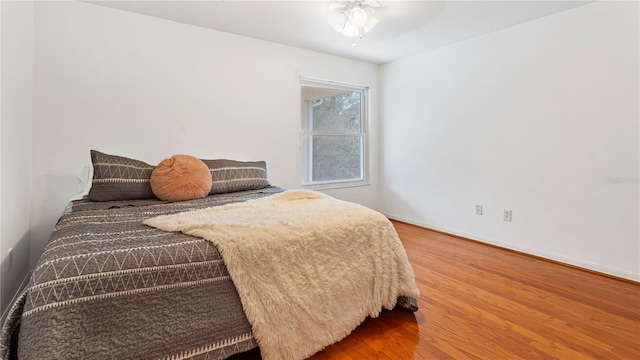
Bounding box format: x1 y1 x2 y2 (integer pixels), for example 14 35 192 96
230 220 640 359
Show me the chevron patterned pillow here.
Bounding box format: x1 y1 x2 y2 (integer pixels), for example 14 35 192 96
88 150 156 201
201 159 270 195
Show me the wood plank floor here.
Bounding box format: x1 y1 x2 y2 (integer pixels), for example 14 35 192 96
230 220 640 359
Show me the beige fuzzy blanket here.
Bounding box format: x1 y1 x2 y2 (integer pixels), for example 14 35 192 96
144 190 419 360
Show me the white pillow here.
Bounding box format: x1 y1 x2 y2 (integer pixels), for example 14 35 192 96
69 164 93 201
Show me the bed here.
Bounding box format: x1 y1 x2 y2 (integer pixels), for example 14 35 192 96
0 151 419 360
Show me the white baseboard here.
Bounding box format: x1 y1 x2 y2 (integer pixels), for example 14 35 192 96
386 213 640 282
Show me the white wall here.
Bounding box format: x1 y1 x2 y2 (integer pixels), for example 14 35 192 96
1 1 33 314
379 1 639 280
30 2 378 264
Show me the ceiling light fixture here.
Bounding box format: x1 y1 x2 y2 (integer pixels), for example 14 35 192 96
330 0 381 44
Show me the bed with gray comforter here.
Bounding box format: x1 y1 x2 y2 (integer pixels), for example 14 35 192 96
0 187 417 360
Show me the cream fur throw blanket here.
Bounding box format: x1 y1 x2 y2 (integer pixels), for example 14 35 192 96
144 190 419 360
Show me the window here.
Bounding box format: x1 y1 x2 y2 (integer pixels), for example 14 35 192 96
300 77 368 187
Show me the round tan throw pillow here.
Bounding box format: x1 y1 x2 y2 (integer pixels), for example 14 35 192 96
150 155 212 202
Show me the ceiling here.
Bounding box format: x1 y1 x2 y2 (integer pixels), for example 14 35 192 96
88 0 591 65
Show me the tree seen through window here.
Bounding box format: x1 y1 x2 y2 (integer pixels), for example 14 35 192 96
307 90 364 182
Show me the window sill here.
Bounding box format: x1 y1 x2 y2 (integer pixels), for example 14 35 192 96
301 180 370 191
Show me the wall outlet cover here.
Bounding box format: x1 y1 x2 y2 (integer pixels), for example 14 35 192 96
503 209 512 222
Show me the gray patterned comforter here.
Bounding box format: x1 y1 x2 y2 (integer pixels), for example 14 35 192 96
1 187 417 360
0 187 284 360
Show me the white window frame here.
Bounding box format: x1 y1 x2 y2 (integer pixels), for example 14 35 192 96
300 76 370 190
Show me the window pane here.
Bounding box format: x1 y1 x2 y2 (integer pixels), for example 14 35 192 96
311 135 363 182
311 92 361 133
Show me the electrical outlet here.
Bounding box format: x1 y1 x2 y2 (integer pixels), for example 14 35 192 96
503 209 512 222
475 205 483 215
7 248 13 272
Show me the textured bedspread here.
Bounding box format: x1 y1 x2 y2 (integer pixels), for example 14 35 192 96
145 190 420 360
0 187 418 360
0 188 283 360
